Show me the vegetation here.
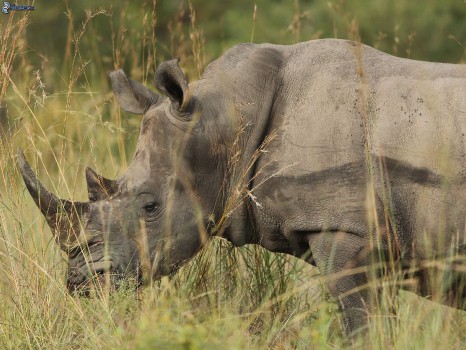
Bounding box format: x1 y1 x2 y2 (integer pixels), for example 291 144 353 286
0 0 465 349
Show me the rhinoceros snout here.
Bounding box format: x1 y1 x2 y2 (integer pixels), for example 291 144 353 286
66 262 141 296
66 271 117 296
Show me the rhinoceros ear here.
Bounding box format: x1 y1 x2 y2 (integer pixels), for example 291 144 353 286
109 69 161 115
154 58 190 111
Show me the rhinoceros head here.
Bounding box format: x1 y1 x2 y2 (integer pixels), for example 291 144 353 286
19 59 223 294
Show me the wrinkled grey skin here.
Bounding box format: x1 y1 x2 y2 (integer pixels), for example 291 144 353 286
19 39 466 335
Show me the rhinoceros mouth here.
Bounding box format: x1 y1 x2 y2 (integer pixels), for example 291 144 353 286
66 252 145 295
66 272 124 296
66 265 143 296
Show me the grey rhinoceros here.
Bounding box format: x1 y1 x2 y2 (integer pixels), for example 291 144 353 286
18 39 466 335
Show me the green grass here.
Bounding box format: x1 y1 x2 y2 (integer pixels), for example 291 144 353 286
1 1 465 349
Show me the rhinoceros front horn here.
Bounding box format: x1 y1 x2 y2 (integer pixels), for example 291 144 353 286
17 149 88 251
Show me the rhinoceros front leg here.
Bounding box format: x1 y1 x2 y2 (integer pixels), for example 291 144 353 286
308 231 373 336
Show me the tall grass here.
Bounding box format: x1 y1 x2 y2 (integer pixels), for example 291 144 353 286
0 1 465 349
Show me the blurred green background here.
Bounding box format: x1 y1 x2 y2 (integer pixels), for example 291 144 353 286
2 0 465 187
0 2 465 348
22 0 466 78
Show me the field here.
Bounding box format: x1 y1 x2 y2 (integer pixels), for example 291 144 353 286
0 1 465 349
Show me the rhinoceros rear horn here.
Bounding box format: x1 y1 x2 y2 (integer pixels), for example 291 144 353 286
109 69 161 115
85 167 117 201
154 58 190 111
17 149 88 251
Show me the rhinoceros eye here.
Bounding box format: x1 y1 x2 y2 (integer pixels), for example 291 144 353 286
143 202 158 214
137 193 161 220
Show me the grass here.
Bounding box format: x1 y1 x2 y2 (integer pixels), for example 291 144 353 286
1 1 465 349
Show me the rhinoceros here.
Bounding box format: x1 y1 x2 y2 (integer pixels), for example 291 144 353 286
18 39 466 334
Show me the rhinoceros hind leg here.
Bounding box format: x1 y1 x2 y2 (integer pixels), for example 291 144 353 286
411 256 466 311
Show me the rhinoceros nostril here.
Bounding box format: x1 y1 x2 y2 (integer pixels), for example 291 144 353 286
94 268 106 276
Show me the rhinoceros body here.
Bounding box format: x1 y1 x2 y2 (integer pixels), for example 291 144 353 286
19 39 466 334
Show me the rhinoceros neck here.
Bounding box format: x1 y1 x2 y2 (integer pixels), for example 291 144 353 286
202 44 286 246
